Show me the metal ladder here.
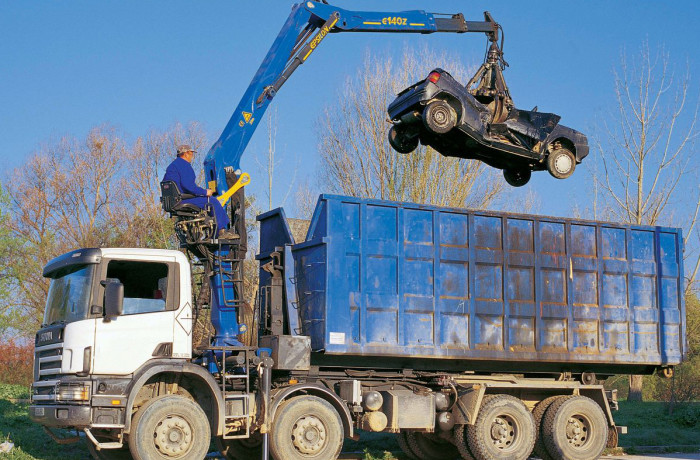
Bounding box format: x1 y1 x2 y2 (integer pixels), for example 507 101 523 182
213 240 245 309
215 345 254 439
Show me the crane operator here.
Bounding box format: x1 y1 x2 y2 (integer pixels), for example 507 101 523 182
163 144 238 240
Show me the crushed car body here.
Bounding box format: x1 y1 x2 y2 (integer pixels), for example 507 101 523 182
387 44 589 187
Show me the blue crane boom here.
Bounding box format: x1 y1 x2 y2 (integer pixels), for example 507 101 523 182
202 1 500 195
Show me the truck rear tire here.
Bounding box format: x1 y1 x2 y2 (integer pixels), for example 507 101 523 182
270 395 343 460
531 396 562 460
128 395 210 460
466 395 535 460
542 395 608 460
406 431 459 460
216 434 262 460
453 425 476 460
396 432 420 460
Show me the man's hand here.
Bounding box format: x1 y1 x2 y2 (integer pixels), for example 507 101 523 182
206 189 214 197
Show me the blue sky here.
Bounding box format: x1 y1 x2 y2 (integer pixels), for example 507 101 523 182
1 1 699 218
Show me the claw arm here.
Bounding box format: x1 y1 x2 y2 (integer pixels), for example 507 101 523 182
203 2 500 194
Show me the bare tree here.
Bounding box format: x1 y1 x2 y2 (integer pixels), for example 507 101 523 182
256 109 298 211
1 122 210 337
315 45 505 210
593 41 699 401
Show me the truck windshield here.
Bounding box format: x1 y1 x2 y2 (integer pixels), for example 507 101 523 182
43 264 95 326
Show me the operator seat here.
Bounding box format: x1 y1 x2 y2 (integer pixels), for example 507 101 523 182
160 181 217 244
160 181 201 217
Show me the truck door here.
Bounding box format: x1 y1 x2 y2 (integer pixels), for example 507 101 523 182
93 257 179 375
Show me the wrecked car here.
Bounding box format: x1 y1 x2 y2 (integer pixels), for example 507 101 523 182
387 62 589 187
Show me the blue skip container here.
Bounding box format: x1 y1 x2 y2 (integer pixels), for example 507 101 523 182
258 195 685 374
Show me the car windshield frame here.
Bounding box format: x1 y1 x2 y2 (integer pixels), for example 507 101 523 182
43 264 96 326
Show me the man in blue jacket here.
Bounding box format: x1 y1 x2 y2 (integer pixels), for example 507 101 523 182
163 145 237 239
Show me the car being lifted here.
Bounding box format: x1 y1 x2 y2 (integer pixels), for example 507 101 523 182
386 42 588 187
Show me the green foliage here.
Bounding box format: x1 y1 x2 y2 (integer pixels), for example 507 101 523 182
0 385 30 401
614 400 700 448
671 403 700 427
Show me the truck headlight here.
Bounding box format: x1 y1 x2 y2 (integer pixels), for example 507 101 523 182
56 383 90 401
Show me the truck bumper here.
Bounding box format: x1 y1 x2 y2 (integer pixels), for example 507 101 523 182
29 404 91 428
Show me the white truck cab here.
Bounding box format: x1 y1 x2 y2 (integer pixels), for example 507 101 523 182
30 248 202 441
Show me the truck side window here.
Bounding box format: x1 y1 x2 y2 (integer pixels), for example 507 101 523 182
106 260 169 315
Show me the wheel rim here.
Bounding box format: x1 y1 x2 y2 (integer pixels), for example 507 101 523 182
432 106 451 127
153 415 193 457
291 415 327 455
554 153 573 174
565 414 592 449
489 413 519 451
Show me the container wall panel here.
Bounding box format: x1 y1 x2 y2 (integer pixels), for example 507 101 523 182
287 195 686 371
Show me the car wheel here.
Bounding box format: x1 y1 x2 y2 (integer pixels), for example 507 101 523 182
388 125 419 154
423 100 457 134
503 169 531 187
547 148 576 179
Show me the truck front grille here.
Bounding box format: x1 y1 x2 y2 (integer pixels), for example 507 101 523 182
34 342 63 381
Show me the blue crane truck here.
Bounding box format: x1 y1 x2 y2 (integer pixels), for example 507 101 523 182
28 2 687 460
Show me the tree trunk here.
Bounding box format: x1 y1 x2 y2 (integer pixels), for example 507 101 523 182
628 375 644 401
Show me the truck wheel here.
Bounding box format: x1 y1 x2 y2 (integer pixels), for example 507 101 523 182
388 125 419 154
406 431 460 460
129 395 210 460
531 396 562 460
216 434 262 460
396 432 421 460
546 148 576 179
452 425 476 460
503 168 531 187
270 395 343 460
423 100 457 134
542 395 608 460
466 395 535 460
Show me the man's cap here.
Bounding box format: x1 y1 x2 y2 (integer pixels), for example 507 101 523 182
177 144 196 155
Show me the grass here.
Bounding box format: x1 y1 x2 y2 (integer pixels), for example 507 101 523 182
1 383 698 460
612 400 700 453
0 384 88 459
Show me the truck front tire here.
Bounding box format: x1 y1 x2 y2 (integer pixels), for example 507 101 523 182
270 395 343 460
129 395 210 460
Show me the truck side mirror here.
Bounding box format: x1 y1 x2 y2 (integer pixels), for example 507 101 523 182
102 279 124 318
